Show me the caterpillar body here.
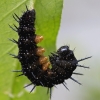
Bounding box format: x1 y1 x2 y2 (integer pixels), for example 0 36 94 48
9 6 91 98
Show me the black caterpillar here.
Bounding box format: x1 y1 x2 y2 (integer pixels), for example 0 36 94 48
9 6 91 98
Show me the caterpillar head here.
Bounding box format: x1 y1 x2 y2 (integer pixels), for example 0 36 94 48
57 46 69 56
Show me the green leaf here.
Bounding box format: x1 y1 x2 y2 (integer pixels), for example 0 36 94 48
34 0 63 55
0 0 63 100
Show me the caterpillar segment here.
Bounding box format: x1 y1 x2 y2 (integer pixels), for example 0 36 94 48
36 47 45 56
35 35 44 43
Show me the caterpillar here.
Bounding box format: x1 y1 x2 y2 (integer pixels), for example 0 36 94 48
9 6 91 98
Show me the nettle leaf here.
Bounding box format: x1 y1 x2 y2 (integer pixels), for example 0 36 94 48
0 0 63 100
